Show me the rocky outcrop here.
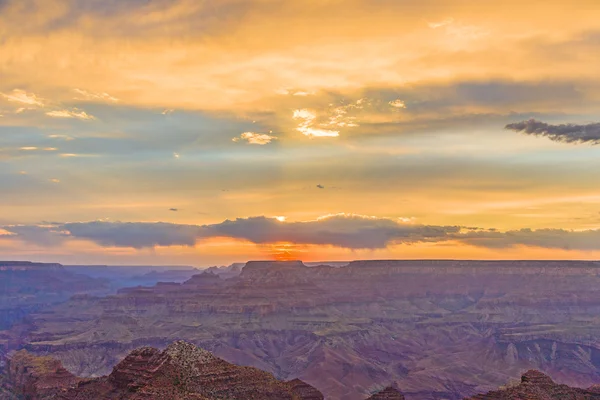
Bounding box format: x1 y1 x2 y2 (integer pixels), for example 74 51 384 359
2 350 81 399
467 370 600 399
366 386 406 399
1 341 324 400
5 346 600 400
285 378 325 400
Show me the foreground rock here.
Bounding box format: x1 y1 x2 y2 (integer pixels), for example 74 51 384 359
3 347 599 400
467 370 600 399
1 341 323 400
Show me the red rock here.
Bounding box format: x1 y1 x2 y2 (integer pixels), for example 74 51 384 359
1 341 324 400
467 370 600 399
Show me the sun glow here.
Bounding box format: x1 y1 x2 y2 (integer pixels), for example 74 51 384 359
269 242 305 261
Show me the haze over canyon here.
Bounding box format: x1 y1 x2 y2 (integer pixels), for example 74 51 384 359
4 259 600 399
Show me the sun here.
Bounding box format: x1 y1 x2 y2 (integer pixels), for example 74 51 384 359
269 242 303 261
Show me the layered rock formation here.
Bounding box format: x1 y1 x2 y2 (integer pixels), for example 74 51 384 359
366 386 406 399
1 349 82 399
6 260 600 399
4 346 600 400
467 370 600 399
0 261 109 331
1 341 323 400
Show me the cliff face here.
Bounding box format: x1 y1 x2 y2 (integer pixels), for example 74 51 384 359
1 341 323 400
6 260 600 399
2 350 81 399
0 261 109 331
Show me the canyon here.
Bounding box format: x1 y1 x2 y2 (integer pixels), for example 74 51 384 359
3 260 600 399
0 261 110 331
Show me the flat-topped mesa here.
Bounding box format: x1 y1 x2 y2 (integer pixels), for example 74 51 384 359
239 260 313 284
366 386 406 400
0 261 64 271
346 259 600 276
241 260 308 273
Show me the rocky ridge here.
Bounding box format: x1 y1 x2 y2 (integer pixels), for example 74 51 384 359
3 345 600 400
1 341 323 399
466 370 600 399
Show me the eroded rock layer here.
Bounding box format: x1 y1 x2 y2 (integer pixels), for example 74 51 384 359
6 260 600 399
1 341 323 400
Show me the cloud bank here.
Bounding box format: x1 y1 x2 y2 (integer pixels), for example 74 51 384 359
506 119 600 144
3 214 600 252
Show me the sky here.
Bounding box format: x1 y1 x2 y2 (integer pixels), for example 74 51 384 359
2 0 600 265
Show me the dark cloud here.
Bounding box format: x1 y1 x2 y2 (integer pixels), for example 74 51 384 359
62 221 202 248
316 184 325 189
4 216 600 252
169 208 178 212
2 225 67 246
1 216 459 250
204 215 460 249
459 228 600 251
505 119 600 144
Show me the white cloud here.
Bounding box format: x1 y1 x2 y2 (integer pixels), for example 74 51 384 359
276 88 314 96
46 108 96 120
292 91 314 96
48 134 74 141
389 99 406 108
292 100 365 138
59 153 96 158
292 109 340 138
19 146 38 151
73 88 118 102
1 89 44 106
428 17 454 29
232 131 277 145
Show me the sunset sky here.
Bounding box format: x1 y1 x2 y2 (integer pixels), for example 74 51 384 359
2 0 600 265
